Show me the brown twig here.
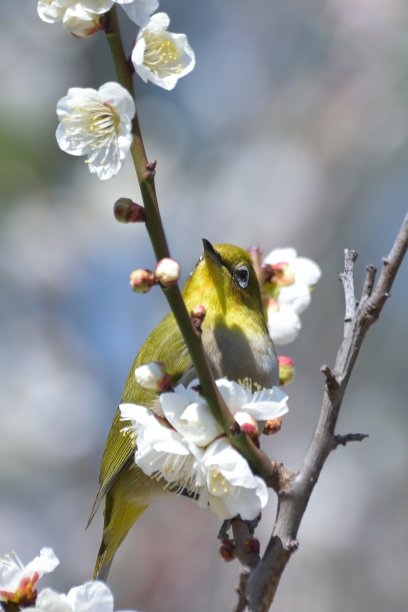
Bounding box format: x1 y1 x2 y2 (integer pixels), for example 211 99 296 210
241 213 408 611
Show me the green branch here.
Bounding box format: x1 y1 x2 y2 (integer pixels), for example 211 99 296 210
102 7 275 482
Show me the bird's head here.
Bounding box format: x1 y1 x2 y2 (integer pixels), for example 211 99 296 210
183 240 265 325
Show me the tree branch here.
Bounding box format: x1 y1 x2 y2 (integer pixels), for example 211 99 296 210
243 212 408 611
103 8 277 482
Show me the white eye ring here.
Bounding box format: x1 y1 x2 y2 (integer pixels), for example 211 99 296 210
234 265 250 289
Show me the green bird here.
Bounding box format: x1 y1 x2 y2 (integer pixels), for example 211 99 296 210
90 240 278 580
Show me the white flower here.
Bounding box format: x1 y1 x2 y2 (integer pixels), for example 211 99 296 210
25 580 138 611
118 0 159 26
56 82 135 180
199 438 268 520
37 1 112 37
0 548 59 605
263 248 321 345
121 378 289 520
131 13 195 90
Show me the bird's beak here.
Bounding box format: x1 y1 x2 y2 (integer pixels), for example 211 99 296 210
202 239 223 268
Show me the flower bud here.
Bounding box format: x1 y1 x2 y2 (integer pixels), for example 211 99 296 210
154 258 180 287
234 411 259 437
263 417 283 435
135 362 171 392
129 269 156 293
219 538 235 562
191 304 206 335
278 355 295 386
245 537 260 554
114 198 146 223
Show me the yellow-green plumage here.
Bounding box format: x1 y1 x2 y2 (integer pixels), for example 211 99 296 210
90 243 278 580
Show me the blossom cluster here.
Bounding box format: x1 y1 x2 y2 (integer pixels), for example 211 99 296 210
0 548 137 611
261 248 321 345
121 374 289 521
37 1 195 179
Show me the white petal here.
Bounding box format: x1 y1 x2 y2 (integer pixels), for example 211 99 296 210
267 306 302 345
291 257 321 286
160 391 222 447
119 403 155 429
278 281 311 314
77 0 114 14
24 548 59 577
98 82 135 120
33 589 72 612
241 387 289 420
145 11 170 32
63 5 100 38
120 0 159 26
264 248 297 265
216 379 248 414
66 581 113 612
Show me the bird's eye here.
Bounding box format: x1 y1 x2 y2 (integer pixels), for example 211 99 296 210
234 265 250 289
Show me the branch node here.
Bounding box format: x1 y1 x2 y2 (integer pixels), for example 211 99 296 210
334 433 369 448
286 538 299 552
320 365 339 391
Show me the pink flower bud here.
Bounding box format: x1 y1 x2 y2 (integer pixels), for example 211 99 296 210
135 362 171 392
129 269 156 293
154 258 180 287
114 198 146 223
278 355 295 386
234 411 259 437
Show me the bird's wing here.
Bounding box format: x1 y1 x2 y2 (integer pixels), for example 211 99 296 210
87 311 193 525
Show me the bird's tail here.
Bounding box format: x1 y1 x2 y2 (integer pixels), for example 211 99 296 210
93 488 148 581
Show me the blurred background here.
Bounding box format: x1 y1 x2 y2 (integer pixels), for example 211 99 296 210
1 1 407 610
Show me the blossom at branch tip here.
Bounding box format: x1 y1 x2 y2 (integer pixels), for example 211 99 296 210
120 379 289 520
24 580 138 611
262 248 321 345
56 82 135 180
0 548 59 606
131 13 195 90
37 0 112 37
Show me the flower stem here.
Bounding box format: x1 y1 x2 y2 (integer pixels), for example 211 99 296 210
103 8 274 481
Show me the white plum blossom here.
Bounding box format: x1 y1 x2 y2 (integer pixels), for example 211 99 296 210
37 0 111 37
199 438 268 520
0 548 59 605
120 378 289 520
263 248 321 345
37 0 158 34
25 580 138 612
132 13 195 90
56 82 135 180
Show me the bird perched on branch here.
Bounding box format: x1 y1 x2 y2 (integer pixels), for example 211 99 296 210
89 240 278 580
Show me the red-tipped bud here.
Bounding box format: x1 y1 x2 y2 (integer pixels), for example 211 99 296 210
219 538 235 562
114 198 146 223
135 362 171 392
263 417 283 435
234 412 259 438
154 258 180 287
129 269 156 293
278 355 295 386
191 304 206 335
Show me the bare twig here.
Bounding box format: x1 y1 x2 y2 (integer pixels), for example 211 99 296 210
333 433 369 448
242 213 408 611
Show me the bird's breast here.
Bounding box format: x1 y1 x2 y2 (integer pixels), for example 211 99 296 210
202 324 278 388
